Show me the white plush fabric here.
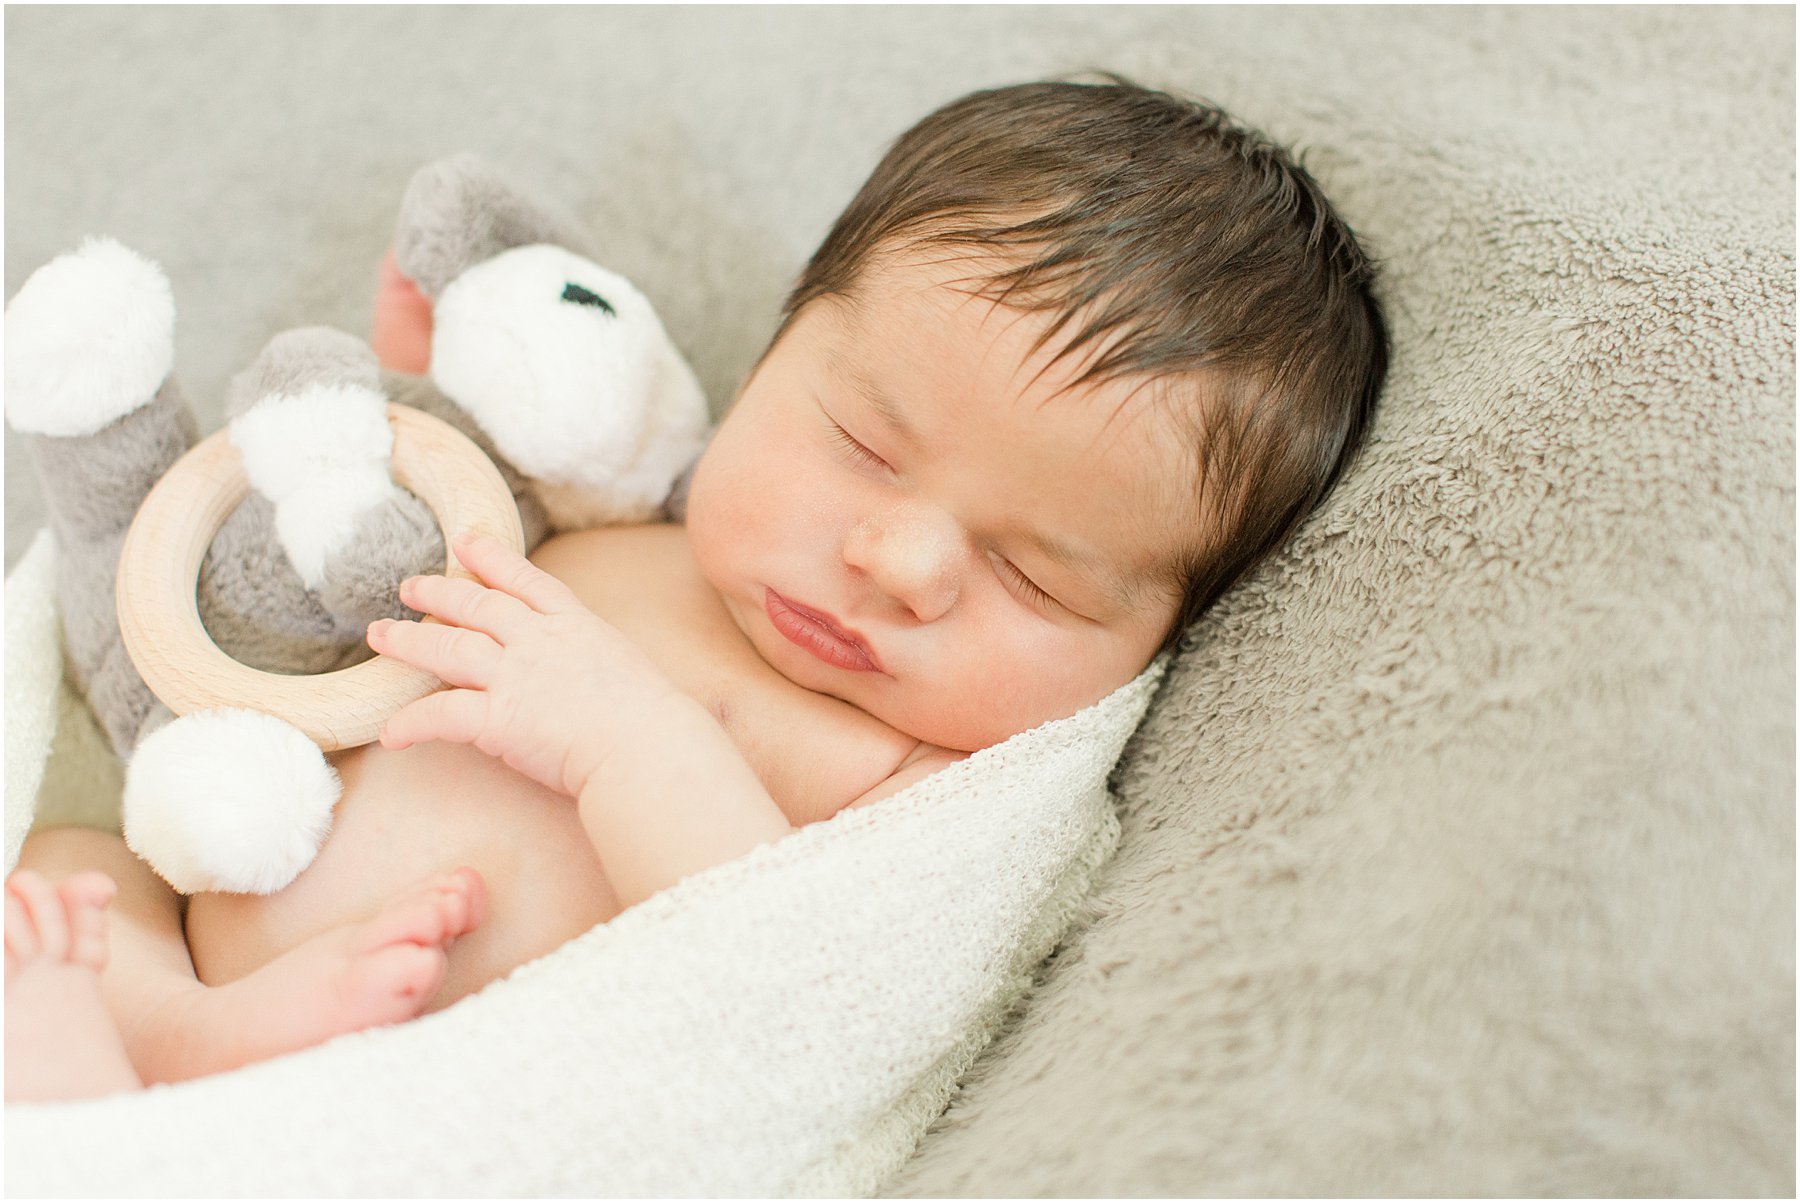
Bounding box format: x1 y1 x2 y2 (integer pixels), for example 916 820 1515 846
3 238 175 438
3 532 1164 1197
432 244 712 528
122 708 340 896
229 379 404 589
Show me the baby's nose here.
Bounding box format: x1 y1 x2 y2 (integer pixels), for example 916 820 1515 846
844 507 963 622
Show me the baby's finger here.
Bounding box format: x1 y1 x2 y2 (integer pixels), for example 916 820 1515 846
398 573 534 642
380 689 492 753
368 618 503 688
452 532 583 616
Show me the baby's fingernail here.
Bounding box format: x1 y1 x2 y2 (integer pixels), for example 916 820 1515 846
369 619 393 637
454 531 477 547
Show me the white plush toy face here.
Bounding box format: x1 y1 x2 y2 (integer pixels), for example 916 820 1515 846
430 244 709 526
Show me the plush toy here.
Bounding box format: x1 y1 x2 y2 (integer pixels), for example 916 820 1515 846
4 154 712 895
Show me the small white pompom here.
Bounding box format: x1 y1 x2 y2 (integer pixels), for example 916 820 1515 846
4 237 176 437
123 710 340 895
229 381 405 587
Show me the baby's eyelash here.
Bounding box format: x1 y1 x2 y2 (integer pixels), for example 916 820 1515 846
826 418 889 471
998 556 1057 609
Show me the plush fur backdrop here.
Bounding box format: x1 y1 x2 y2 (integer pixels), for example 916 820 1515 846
5 6 1793 1196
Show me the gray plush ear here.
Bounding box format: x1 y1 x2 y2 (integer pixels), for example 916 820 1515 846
224 326 381 421
393 153 597 298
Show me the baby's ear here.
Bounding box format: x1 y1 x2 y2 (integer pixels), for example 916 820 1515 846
392 153 597 299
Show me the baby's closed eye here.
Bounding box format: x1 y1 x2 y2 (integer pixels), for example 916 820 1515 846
824 416 890 472
993 554 1057 609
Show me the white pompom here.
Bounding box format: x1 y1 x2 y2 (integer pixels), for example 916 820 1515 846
4 237 176 437
229 381 405 587
123 710 340 895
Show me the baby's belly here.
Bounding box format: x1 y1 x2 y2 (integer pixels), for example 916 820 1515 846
183 739 619 1012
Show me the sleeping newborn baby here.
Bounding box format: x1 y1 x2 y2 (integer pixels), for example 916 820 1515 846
4 77 1387 1101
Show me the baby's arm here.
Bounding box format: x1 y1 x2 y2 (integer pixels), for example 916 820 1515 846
367 533 793 909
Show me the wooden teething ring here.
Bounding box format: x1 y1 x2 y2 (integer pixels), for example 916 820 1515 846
116 404 525 752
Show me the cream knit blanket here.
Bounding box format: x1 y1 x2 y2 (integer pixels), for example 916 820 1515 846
4 528 1164 1196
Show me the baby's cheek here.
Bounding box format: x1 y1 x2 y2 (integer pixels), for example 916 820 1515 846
904 633 1044 751
982 628 1118 738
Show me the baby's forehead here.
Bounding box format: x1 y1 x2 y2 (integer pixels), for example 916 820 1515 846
822 253 1208 479
826 251 1109 388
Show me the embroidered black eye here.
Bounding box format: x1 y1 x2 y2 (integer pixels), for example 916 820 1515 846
561 283 615 315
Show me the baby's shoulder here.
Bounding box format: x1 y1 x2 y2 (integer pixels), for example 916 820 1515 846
844 743 969 812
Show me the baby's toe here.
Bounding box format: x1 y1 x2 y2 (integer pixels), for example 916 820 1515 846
57 873 117 974
6 872 66 962
439 868 488 938
5 886 36 980
359 868 488 954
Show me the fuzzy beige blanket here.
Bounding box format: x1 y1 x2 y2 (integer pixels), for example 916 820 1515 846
5 6 1793 1195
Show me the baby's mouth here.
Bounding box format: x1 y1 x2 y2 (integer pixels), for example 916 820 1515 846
764 589 883 673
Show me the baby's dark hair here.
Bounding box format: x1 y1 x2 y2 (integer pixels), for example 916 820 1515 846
780 76 1388 656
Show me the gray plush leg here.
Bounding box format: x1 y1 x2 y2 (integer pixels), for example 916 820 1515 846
199 496 366 674
25 382 197 759
314 497 446 634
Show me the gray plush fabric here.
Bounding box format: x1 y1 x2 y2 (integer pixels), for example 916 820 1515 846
221 326 383 421
394 150 597 298
5 6 1792 1196
21 385 194 754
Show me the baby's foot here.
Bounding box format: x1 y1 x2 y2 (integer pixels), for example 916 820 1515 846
133 868 486 1084
371 248 434 375
4 869 144 1102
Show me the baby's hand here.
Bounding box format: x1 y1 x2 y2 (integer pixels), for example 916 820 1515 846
367 533 695 798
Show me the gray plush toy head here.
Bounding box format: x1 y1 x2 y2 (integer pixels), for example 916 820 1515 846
391 153 710 530
395 152 598 297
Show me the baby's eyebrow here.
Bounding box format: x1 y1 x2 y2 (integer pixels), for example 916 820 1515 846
1020 526 1145 616
827 346 923 452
